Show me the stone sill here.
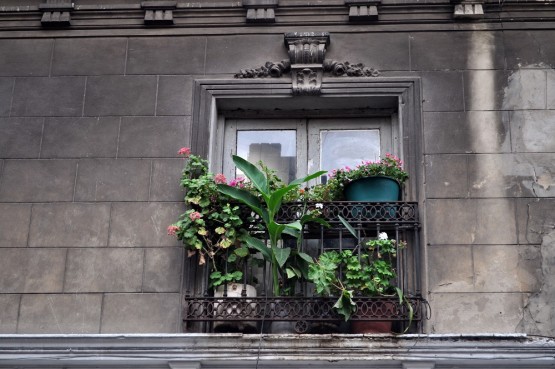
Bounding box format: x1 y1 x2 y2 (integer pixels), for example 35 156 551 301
0 333 554 368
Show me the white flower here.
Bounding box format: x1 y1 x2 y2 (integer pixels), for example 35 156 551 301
378 232 388 240
315 203 323 209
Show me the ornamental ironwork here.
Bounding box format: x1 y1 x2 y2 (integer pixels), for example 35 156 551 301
183 201 425 334
184 296 424 333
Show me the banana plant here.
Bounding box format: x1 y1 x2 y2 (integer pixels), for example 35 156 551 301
217 155 327 296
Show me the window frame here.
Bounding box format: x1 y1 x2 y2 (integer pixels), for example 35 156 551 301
219 117 396 183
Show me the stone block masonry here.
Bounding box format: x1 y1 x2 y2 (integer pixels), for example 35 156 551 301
0 26 553 337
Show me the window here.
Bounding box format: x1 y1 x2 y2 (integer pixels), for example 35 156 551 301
220 117 396 182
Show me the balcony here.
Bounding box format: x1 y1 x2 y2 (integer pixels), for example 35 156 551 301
183 201 426 334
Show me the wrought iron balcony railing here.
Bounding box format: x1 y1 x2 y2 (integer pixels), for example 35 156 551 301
183 201 425 334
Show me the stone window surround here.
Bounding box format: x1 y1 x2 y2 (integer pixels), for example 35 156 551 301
190 76 423 203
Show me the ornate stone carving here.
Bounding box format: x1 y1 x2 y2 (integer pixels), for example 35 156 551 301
141 1 177 25
292 68 320 95
345 0 380 21
323 60 380 77
243 0 278 23
234 60 291 78
284 32 329 95
233 32 380 94
39 0 73 27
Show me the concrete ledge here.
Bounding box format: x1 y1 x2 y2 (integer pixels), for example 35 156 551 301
0 334 553 368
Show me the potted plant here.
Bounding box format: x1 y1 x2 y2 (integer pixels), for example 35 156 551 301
167 148 255 297
216 155 328 298
308 219 411 333
327 153 409 202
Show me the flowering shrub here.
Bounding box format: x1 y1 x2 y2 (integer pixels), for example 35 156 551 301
324 153 409 200
168 148 252 287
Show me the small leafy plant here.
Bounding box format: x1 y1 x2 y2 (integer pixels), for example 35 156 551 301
308 220 408 322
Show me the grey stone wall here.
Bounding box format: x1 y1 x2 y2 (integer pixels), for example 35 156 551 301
0 36 188 333
0 25 553 335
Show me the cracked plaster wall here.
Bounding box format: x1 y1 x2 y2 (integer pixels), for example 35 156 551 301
425 31 555 334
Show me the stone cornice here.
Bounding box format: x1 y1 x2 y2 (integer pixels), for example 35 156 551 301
2 0 555 33
0 334 553 368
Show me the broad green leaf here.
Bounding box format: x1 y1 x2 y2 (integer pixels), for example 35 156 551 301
395 287 414 333
268 222 286 240
286 266 301 279
273 247 291 268
217 184 269 223
217 184 261 212
268 184 298 215
244 235 271 261
283 227 300 238
338 215 359 240
297 251 314 264
234 246 249 258
300 214 329 228
290 170 328 186
232 155 269 195
333 289 356 321
284 220 302 231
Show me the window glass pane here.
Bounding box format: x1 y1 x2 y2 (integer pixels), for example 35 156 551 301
320 129 380 172
237 130 297 183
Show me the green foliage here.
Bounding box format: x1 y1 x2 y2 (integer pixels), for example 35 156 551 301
308 232 404 321
168 150 253 288
325 153 409 201
217 154 328 296
210 270 243 288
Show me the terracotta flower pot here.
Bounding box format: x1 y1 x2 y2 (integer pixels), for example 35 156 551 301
351 320 392 334
350 300 395 334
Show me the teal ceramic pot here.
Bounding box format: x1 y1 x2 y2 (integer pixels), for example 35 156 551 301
344 176 401 202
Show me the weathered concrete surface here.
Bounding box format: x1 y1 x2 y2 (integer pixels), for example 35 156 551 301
429 293 524 333
0 334 553 368
0 17 554 337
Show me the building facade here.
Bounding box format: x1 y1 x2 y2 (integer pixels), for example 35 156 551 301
0 0 554 367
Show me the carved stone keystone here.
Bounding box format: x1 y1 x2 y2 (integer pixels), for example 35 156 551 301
345 0 380 21
243 0 278 23
39 0 73 27
141 1 177 25
284 32 330 95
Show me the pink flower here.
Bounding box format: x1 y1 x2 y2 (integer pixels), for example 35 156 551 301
189 211 202 221
167 225 179 236
229 177 245 188
214 173 227 184
178 147 191 157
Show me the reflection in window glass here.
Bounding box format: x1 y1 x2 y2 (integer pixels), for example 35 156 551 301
237 130 297 183
321 130 380 173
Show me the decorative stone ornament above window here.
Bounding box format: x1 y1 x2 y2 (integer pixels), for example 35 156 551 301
141 1 177 25
39 0 73 27
345 0 381 21
243 0 278 23
285 32 330 95
452 0 484 18
234 32 380 95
